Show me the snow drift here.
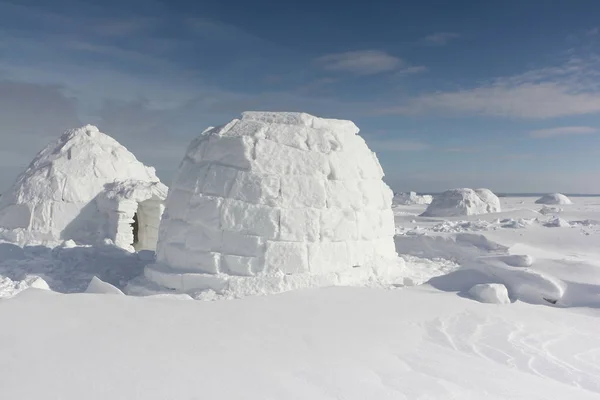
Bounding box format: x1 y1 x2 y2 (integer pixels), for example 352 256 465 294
0 125 167 251
535 193 573 205
145 111 400 295
393 191 433 205
421 188 501 217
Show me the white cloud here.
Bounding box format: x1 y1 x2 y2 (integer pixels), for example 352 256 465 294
315 50 423 76
380 55 600 118
421 32 461 46
529 126 597 138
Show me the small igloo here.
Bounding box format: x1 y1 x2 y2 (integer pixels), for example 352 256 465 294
145 112 398 293
421 188 501 217
0 125 167 251
535 193 572 205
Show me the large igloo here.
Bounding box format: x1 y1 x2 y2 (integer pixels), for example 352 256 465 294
0 125 167 250
145 112 399 294
421 188 501 217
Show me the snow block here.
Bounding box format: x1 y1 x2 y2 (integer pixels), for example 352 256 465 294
201 165 238 197
280 176 327 209
280 208 320 242
221 199 280 239
265 241 309 274
254 139 330 176
203 136 254 169
308 242 350 273
221 231 265 257
320 208 358 241
222 254 258 276
186 195 222 229
229 171 280 206
468 283 511 304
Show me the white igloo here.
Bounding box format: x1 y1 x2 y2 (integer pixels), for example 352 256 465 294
393 191 433 205
145 112 398 294
0 125 167 251
535 193 572 205
421 188 501 217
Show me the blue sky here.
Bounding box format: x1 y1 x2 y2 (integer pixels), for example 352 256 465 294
1 0 600 193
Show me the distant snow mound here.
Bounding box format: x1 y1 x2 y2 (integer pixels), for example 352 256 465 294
474 188 501 213
146 111 400 295
420 188 501 217
544 217 571 228
0 125 167 250
393 191 433 205
468 283 510 304
535 193 573 205
539 205 563 215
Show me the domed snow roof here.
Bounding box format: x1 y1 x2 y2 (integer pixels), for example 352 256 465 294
421 188 501 217
0 125 163 244
146 111 400 295
535 193 573 205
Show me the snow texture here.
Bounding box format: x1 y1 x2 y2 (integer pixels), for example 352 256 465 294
468 283 511 304
535 193 573 205
1 287 600 400
148 112 398 294
421 188 501 217
393 191 433 205
0 125 167 251
85 276 125 295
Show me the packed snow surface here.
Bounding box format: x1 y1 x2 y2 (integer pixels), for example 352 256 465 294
1 195 600 399
148 111 399 294
392 191 432 205
536 193 573 205
1 287 599 400
420 188 501 217
0 125 166 249
468 283 510 304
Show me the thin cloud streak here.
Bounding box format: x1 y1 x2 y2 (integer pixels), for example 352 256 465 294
315 50 425 76
529 126 597 138
421 32 461 46
378 55 600 119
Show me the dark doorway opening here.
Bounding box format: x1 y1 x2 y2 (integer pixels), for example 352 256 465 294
131 212 139 246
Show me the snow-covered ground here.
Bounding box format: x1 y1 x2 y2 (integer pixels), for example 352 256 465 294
1 196 600 399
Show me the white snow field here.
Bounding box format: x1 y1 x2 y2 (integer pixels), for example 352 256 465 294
0 125 167 251
1 285 600 400
0 118 600 398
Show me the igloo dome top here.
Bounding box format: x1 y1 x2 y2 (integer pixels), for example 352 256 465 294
535 193 573 205
421 188 501 217
146 111 399 294
0 125 163 244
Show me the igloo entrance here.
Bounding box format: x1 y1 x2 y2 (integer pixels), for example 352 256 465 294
130 199 163 251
